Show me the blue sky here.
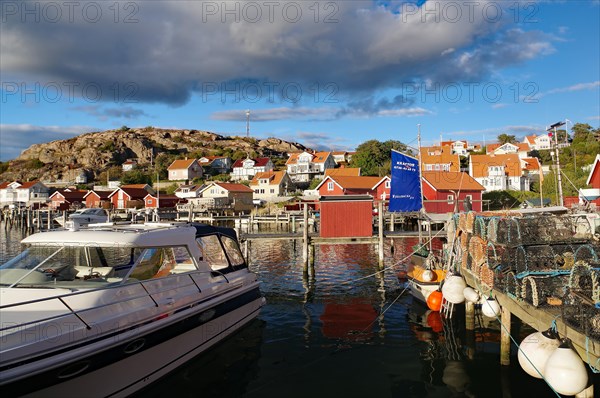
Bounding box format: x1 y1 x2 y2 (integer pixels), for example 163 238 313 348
1 0 599 160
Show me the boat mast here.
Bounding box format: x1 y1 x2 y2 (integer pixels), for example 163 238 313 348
416 124 427 248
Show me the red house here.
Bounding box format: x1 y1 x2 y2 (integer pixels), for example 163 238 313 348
421 171 485 214
320 195 374 238
144 194 184 209
48 189 88 210
316 176 391 202
108 187 148 209
582 154 600 207
84 190 112 208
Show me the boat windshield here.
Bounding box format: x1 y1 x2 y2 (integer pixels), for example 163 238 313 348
0 244 196 289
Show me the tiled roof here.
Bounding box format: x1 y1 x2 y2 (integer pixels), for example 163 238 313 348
422 171 484 191
0 182 10 189
232 157 271 168
167 159 198 170
332 151 347 156
84 190 111 199
286 151 331 165
17 181 43 189
325 168 361 177
212 182 254 193
250 171 286 186
108 187 149 199
522 157 541 171
51 189 87 200
470 154 523 178
517 143 531 152
525 135 537 144
321 176 387 190
420 151 460 172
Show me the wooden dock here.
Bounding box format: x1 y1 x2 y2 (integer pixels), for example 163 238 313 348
463 269 600 369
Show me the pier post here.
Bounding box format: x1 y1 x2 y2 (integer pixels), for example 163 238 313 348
500 306 511 366
378 201 384 266
291 216 296 233
244 240 250 265
389 212 395 232
465 301 476 360
575 385 594 398
47 210 52 230
303 204 309 267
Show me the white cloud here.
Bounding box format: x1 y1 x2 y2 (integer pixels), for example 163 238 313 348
0 124 97 161
1 1 555 105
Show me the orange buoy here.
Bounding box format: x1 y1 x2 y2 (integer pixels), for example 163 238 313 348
427 290 443 312
426 310 443 332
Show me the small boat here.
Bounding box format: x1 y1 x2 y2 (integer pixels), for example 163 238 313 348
0 222 265 397
55 208 109 226
406 244 447 304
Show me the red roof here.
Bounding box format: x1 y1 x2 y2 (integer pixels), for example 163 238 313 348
84 190 112 200
422 171 484 191
214 182 254 193
50 189 87 200
0 182 10 189
108 187 149 200
232 157 271 168
17 181 43 189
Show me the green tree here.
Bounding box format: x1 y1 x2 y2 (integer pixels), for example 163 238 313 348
308 178 322 190
497 134 516 144
350 140 408 176
121 170 153 186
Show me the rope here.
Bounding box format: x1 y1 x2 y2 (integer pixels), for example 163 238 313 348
345 225 448 284
481 297 562 397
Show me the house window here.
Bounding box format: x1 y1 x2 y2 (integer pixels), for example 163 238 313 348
447 194 454 204
148 199 153 204
327 182 334 191
434 164 440 170
425 164 433 171
270 189 275 194
385 180 390 189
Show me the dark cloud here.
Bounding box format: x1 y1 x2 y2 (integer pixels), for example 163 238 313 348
1 1 555 106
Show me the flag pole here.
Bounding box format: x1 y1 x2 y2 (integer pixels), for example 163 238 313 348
417 124 425 248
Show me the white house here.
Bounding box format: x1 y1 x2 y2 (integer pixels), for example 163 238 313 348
167 158 203 181
285 151 336 183
0 181 49 206
174 184 205 199
230 157 274 181
122 159 137 171
249 171 295 201
486 142 531 159
469 154 530 192
198 156 232 174
524 134 552 151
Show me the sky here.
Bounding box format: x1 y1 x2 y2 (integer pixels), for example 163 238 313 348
1 0 599 160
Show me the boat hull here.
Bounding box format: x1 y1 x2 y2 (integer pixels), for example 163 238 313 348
2 289 264 398
406 254 446 304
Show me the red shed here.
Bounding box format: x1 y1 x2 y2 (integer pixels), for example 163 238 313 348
319 195 373 238
144 194 184 208
84 190 111 208
421 171 485 214
316 176 390 203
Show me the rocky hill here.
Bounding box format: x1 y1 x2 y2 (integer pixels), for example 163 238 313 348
1 127 308 183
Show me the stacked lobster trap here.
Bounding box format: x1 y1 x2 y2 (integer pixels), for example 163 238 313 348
449 211 600 337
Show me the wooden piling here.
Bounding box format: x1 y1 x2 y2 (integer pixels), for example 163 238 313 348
500 306 511 366
378 201 384 266
303 204 309 268
389 212 395 232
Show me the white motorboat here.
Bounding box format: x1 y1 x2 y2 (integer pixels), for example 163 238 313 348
54 208 110 226
0 222 265 397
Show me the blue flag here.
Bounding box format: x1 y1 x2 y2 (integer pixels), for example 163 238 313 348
389 150 422 212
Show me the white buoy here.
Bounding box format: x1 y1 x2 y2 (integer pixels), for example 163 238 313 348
517 328 560 379
544 339 588 396
463 287 479 303
422 270 434 282
481 297 500 318
441 275 467 304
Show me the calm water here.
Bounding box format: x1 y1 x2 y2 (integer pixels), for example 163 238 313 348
1 225 596 397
